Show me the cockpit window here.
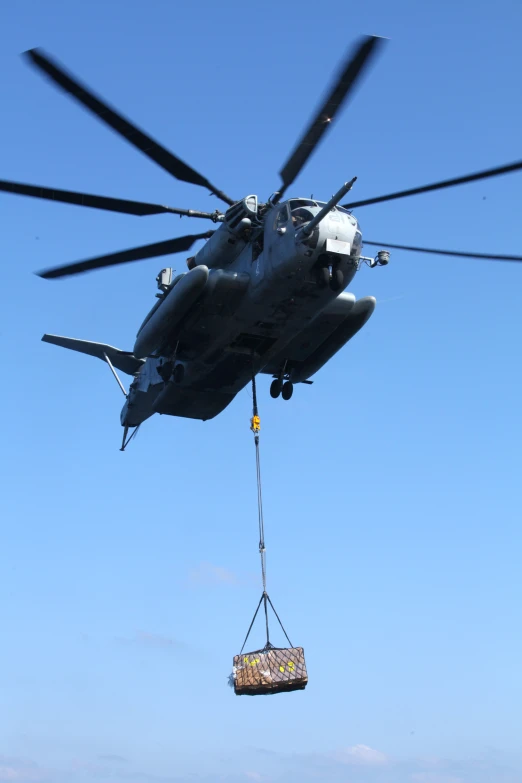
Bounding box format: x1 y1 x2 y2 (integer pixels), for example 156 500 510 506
352 230 362 256
291 206 314 228
289 199 316 210
285 198 356 229
288 200 316 228
314 202 351 215
275 205 289 229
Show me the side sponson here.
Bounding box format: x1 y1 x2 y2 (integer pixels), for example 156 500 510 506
290 296 376 383
42 334 144 375
262 292 356 378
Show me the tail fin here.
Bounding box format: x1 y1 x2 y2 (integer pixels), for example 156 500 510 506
42 334 144 376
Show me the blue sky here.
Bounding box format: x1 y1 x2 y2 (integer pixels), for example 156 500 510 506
1 0 522 781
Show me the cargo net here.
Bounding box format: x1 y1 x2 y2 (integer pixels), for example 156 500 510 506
233 646 307 696
231 592 308 696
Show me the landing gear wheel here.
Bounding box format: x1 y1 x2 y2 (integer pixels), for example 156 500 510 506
330 268 344 292
270 379 282 399
281 381 294 401
317 266 330 288
173 363 184 384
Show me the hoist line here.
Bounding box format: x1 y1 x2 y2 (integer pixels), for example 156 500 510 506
251 370 269 645
255 439 267 593
238 370 294 653
251 371 267 593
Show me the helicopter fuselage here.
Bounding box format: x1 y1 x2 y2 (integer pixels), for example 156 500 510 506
120 197 377 427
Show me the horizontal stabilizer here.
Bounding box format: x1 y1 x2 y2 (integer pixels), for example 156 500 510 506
42 334 144 375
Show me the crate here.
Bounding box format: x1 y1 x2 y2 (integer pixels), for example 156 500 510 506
233 646 308 696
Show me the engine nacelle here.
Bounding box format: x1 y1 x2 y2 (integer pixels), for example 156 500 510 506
188 195 260 270
133 265 209 358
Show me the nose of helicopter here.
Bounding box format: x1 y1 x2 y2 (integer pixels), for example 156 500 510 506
305 208 359 262
292 202 359 252
294 207 360 290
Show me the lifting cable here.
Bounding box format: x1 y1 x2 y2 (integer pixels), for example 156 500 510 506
239 370 293 655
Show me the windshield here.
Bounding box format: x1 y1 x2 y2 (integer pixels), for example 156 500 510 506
288 199 317 210
314 201 352 216
291 206 314 227
287 198 356 228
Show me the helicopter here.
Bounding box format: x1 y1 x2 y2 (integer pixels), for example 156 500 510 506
3 36 522 450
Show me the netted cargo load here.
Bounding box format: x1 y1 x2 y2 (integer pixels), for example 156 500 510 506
233 645 308 696
231 591 308 696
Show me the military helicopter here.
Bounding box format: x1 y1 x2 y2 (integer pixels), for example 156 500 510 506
3 36 522 450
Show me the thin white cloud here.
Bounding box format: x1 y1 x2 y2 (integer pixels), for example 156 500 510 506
0 770 30 783
334 744 389 766
3 747 522 783
97 754 129 764
0 758 47 783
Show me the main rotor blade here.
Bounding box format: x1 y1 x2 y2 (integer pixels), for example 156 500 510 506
343 160 522 209
0 179 221 219
278 35 384 199
37 231 214 279
363 239 522 262
24 48 235 206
